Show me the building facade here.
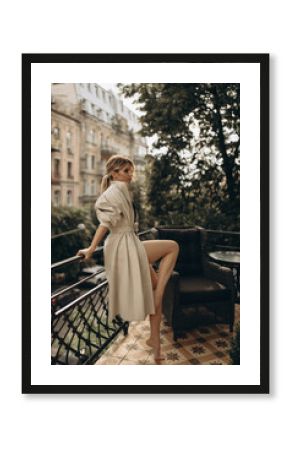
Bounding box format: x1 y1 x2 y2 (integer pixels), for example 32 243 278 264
51 98 81 208
51 83 147 209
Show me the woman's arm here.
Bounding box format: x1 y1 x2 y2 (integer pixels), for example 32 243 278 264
77 225 109 260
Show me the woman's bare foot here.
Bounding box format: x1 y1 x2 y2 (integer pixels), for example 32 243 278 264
146 338 154 348
146 338 165 363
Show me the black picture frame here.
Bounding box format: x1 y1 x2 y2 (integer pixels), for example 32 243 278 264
22 53 269 394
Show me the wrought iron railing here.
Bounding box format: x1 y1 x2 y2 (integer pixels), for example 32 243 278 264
51 244 127 365
202 228 240 252
51 279 129 365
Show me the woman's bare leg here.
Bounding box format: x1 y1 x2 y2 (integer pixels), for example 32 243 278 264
146 264 163 359
142 240 179 362
149 263 158 290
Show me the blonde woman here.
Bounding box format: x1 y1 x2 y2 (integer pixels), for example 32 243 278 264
77 155 179 362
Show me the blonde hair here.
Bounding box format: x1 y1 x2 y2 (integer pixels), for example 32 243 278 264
100 154 135 193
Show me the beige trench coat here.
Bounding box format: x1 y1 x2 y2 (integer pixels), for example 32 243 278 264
95 180 155 322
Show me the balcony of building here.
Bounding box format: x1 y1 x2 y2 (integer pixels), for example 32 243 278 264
100 144 115 156
51 131 62 152
51 227 240 366
51 145 61 153
133 153 146 165
78 193 99 207
51 174 61 185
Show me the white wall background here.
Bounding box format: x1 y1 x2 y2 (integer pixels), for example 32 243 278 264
0 1 287 449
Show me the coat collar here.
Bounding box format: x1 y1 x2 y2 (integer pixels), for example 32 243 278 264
111 181 132 204
110 181 134 224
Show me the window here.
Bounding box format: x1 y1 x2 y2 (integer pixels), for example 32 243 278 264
52 126 60 138
90 129 96 144
67 162 73 178
83 180 89 195
87 129 95 143
139 147 146 156
54 190 60 206
54 159 60 177
66 130 71 145
81 99 87 112
91 155 95 170
85 154 89 170
66 131 72 153
67 190 73 206
91 179 95 195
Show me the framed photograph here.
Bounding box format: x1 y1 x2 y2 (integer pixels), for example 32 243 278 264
22 53 269 394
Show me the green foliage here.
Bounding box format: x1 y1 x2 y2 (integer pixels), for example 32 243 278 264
138 153 239 231
229 322 240 365
130 178 147 229
119 83 240 230
51 206 96 279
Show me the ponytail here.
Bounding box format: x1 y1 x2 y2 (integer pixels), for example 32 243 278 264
100 173 112 194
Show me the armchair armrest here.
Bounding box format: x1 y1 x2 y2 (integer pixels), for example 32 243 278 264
204 260 234 292
169 270 180 283
150 227 159 239
162 270 181 326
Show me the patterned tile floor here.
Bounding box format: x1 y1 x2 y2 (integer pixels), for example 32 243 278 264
96 305 240 365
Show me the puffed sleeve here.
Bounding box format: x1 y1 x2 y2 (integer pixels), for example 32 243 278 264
95 193 123 229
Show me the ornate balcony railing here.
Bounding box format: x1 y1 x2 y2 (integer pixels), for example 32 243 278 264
100 144 115 154
51 174 61 185
201 228 240 252
51 280 130 365
51 229 154 365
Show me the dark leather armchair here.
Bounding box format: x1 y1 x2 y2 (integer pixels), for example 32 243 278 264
151 227 235 340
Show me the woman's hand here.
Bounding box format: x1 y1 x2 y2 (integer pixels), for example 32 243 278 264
76 248 94 261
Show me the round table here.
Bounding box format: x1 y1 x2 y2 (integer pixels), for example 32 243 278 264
208 250 240 302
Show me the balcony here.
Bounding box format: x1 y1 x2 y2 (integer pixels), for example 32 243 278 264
51 135 61 152
133 154 145 164
51 146 61 153
51 174 61 185
101 144 115 155
51 228 240 365
79 193 97 205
